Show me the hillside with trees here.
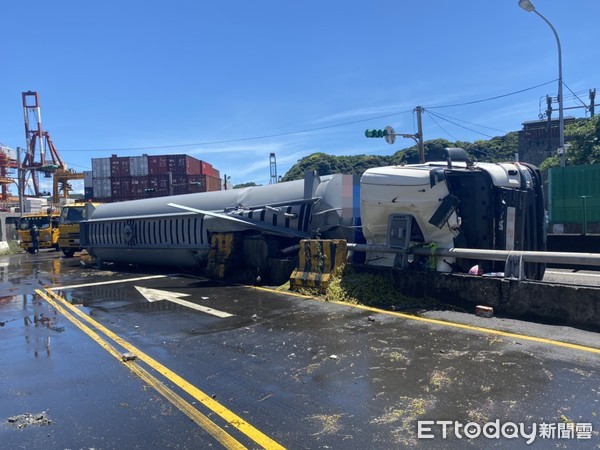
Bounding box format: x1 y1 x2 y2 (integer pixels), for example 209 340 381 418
281 132 519 181
539 115 600 170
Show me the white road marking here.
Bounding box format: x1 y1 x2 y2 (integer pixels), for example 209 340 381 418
48 275 168 291
134 286 233 318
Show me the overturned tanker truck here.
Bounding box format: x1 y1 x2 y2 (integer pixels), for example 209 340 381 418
80 148 546 280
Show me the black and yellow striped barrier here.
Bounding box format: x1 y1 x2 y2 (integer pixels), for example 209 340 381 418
207 233 241 278
289 239 347 292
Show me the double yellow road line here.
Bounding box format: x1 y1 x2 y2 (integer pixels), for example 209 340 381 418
36 288 285 450
253 285 600 355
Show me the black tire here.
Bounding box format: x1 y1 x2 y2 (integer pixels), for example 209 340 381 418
62 249 76 258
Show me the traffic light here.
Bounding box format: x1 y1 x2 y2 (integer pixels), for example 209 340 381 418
365 129 387 138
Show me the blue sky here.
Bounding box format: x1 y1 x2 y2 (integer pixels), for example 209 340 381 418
1 1 598 192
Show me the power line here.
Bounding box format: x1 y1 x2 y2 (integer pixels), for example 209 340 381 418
59 109 414 152
427 111 508 134
562 83 588 108
57 79 559 153
427 79 557 109
424 111 459 141
426 110 495 139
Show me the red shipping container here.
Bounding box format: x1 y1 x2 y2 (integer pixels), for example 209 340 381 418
148 156 160 175
110 160 120 177
150 155 168 173
186 156 201 175
146 174 169 189
206 175 222 192
119 158 130 177
167 155 185 175
200 161 211 175
205 167 220 179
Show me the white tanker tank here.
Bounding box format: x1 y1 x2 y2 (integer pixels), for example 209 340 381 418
81 171 360 268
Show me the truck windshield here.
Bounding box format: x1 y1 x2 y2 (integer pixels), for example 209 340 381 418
19 216 51 230
60 207 85 224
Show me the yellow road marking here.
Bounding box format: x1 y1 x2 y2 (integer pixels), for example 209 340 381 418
36 289 246 450
38 288 285 450
251 286 600 356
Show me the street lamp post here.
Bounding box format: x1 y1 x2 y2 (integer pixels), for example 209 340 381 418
518 0 565 167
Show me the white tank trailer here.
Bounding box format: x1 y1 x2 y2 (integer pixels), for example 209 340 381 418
81 171 360 269
81 149 546 279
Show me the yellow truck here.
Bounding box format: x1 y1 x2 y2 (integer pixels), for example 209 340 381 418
58 202 100 257
18 210 61 254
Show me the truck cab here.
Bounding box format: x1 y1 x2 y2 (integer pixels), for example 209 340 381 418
18 210 61 254
58 202 100 257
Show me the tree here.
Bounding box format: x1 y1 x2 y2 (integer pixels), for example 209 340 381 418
233 182 260 189
564 115 600 165
281 153 393 181
539 116 600 169
281 131 524 181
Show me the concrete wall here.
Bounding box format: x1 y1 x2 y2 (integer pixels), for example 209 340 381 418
0 212 20 242
387 270 600 332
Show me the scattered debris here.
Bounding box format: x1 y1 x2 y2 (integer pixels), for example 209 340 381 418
308 413 345 436
7 412 51 429
251 314 259 321
469 265 483 276
367 316 375 322
201 296 209 300
560 414 573 423
258 393 273 402
476 305 494 318
0 318 18 327
121 352 137 362
329 354 339 360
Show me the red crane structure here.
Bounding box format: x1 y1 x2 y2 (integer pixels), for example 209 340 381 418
0 145 18 205
20 91 65 196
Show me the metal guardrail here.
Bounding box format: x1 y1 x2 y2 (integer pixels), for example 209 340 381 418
348 243 600 266
347 243 600 280
409 246 600 267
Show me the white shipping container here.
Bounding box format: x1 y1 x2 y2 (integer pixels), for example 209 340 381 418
92 158 111 178
129 155 149 176
93 177 112 199
24 197 48 213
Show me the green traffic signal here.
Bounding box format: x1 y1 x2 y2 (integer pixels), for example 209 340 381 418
365 129 387 138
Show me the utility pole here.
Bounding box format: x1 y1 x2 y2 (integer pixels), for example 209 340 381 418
17 147 24 213
365 106 425 163
546 95 553 152
415 106 425 163
269 153 277 184
590 89 596 117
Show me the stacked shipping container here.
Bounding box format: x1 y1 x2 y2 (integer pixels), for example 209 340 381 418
90 154 221 202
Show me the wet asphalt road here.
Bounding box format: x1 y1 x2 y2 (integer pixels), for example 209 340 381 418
1 250 599 449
